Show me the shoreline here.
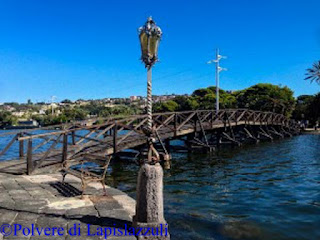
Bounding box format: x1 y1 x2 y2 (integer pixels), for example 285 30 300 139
302 128 320 135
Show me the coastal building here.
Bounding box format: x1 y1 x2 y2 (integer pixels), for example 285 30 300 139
17 120 39 128
130 96 138 102
39 109 46 115
105 103 116 107
12 111 27 117
226 90 235 94
3 105 15 112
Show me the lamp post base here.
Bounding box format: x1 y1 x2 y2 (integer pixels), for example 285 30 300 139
132 221 170 240
133 163 170 240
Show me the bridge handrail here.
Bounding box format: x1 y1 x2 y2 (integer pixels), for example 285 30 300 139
13 109 298 141
0 115 130 137
0 108 300 174
0 108 293 137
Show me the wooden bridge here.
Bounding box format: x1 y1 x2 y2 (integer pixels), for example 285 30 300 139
0 109 300 175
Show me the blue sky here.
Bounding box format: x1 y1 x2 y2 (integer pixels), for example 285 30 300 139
0 0 319 103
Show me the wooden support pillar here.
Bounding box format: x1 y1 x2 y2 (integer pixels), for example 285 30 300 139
194 115 197 133
211 111 214 129
71 131 76 145
165 139 170 153
223 112 227 130
174 113 178 137
193 114 198 140
27 139 33 175
216 130 221 148
62 133 68 163
113 123 118 158
19 133 24 158
244 127 259 143
186 134 193 151
235 111 238 126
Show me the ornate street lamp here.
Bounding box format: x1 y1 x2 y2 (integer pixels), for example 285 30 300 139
139 16 162 163
134 17 169 240
139 16 162 70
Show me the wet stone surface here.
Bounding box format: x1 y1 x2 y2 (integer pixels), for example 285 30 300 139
0 173 136 240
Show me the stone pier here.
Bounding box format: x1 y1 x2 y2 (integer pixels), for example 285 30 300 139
0 172 136 240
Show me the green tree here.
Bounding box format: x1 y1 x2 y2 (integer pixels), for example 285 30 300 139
292 95 315 120
192 88 213 98
172 96 199 111
305 61 320 84
0 111 18 126
64 108 88 120
306 93 320 123
154 100 178 112
81 102 104 115
185 98 200 110
220 94 237 108
192 87 237 110
111 105 133 115
161 100 179 112
235 83 295 117
99 108 112 117
61 99 73 104
199 94 216 109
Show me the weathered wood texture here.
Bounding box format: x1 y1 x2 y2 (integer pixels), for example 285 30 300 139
0 109 300 174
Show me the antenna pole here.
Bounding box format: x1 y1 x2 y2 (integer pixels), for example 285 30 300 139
216 48 220 113
207 48 227 114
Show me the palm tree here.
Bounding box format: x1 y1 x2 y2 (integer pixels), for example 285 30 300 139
305 61 320 84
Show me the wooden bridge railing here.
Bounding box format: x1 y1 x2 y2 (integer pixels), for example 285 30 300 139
0 109 300 174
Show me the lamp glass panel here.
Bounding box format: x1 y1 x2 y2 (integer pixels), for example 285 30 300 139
149 35 160 60
139 32 149 58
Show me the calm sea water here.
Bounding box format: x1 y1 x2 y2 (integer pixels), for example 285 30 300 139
108 135 320 240
1 131 319 239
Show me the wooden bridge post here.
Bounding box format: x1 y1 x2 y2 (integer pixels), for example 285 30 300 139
71 130 76 145
165 139 170 153
27 139 33 175
113 123 118 158
211 110 214 129
62 133 68 163
174 113 178 137
216 129 222 147
193 113 199 140
19 133 24 158
235 111 238 126
186 134 193 151
223 111 227 130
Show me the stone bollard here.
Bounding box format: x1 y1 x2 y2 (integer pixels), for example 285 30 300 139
133 163 170 240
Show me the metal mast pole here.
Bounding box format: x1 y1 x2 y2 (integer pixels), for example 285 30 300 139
207 49 227 114
216 48 220 113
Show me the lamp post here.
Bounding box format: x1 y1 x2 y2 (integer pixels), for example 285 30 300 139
138 16 162 163
133 17 170 240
